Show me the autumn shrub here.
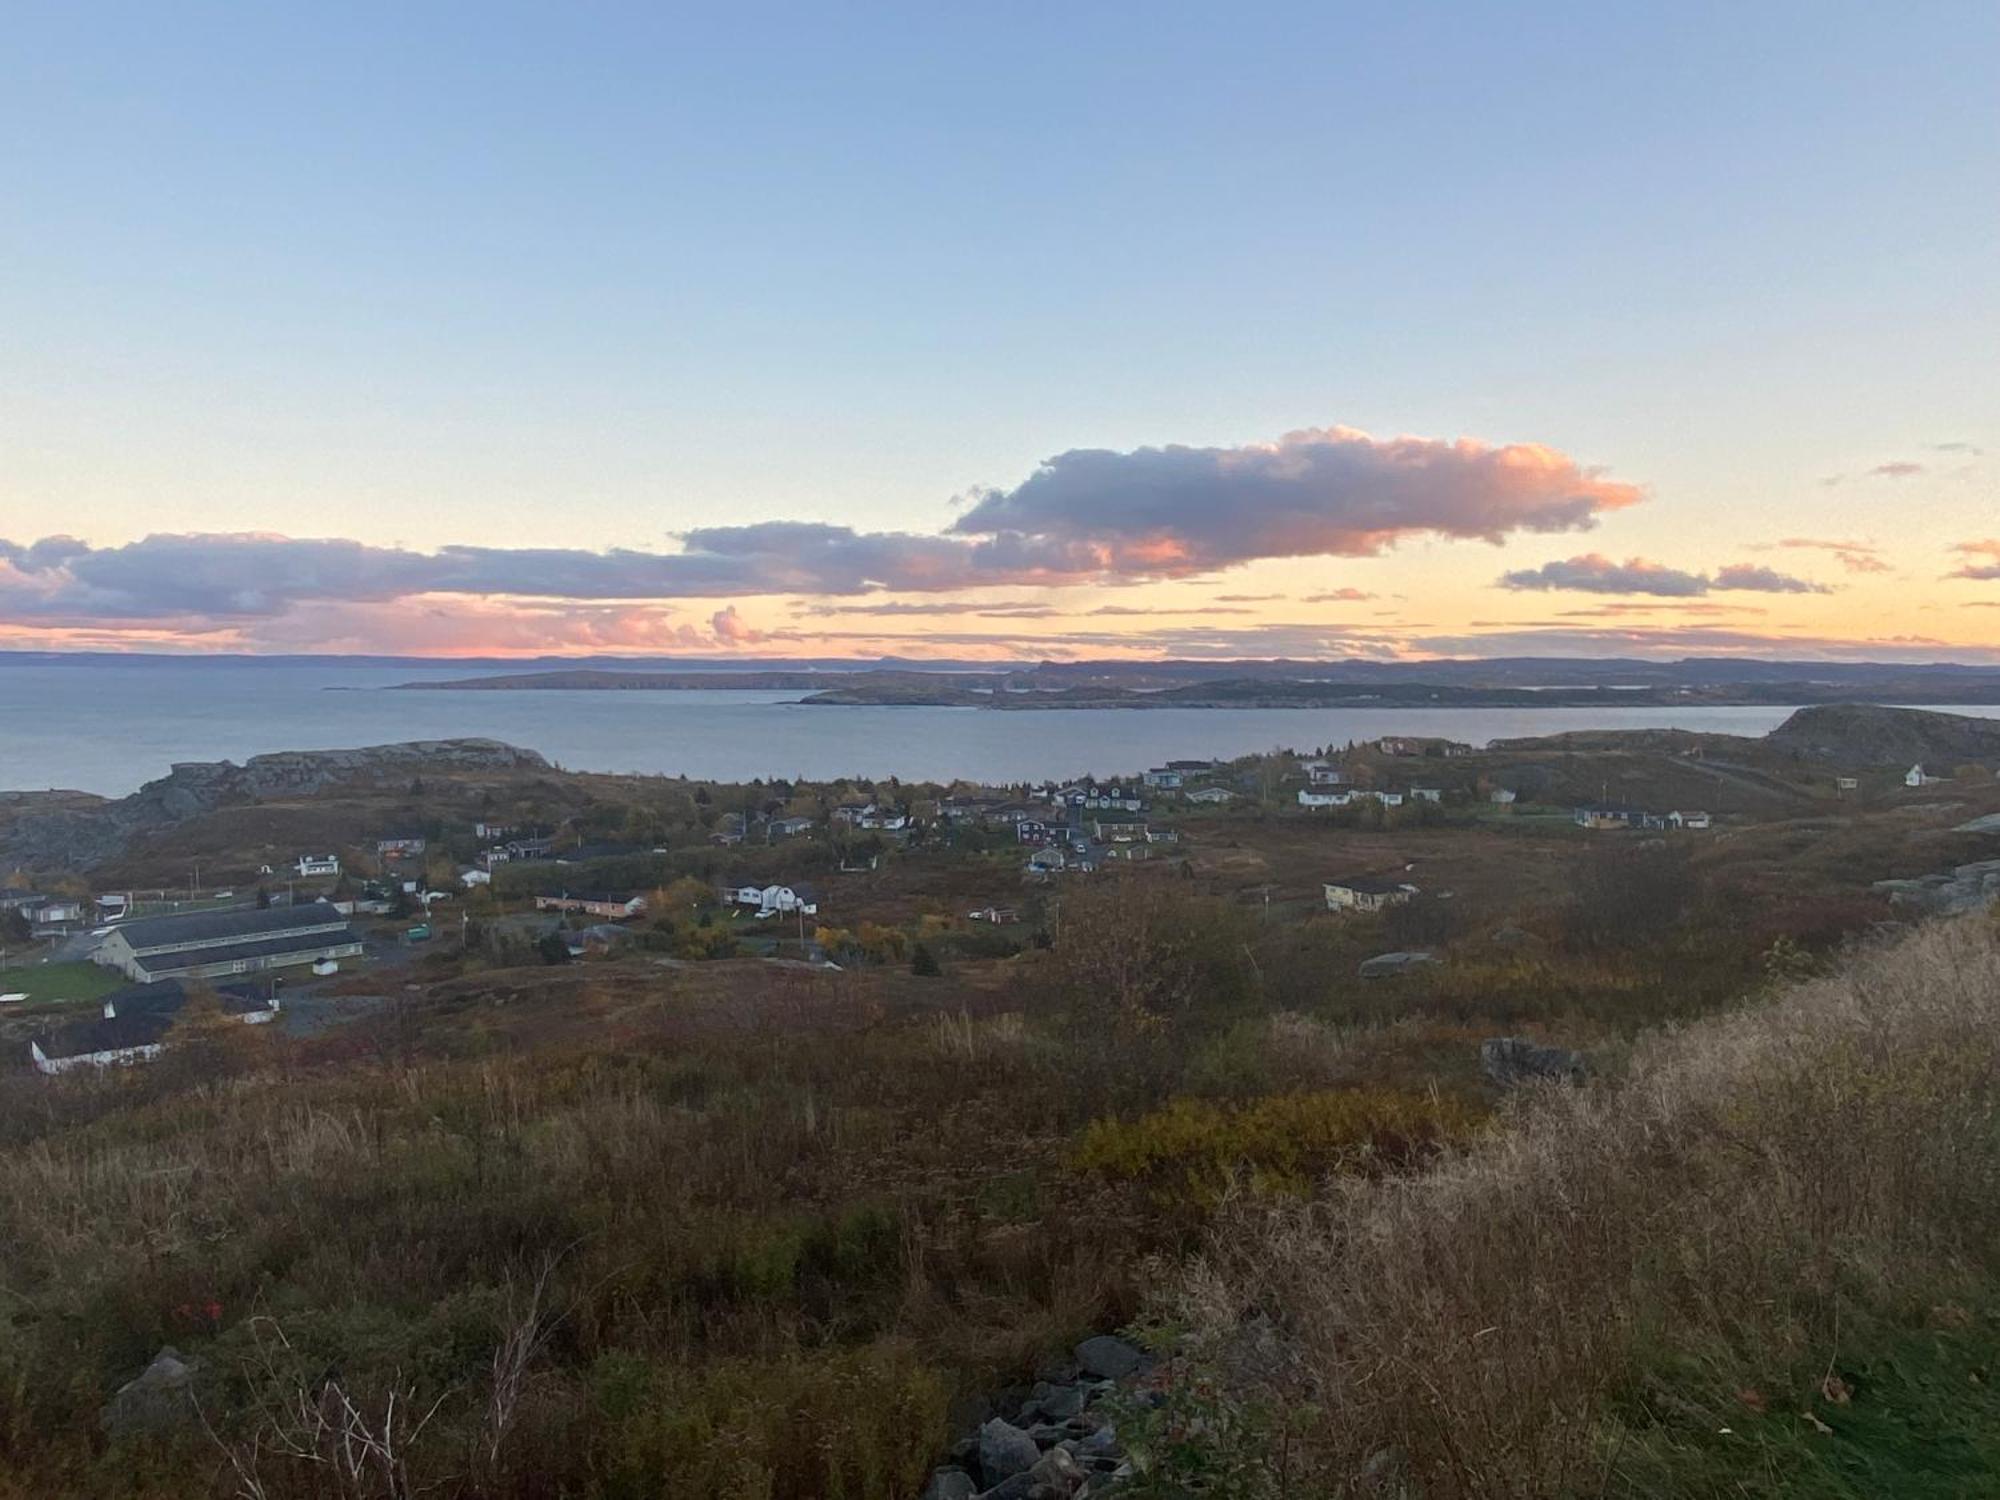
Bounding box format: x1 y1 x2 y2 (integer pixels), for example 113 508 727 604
1073 1087 1482 1207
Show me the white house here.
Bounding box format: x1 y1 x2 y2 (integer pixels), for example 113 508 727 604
459 867 491 888
1298 788 1352 809
1353 789 1406 807
295 854 341 878
734 883 819 918
29 979 279 1075
1489 788 1518 805
1906 764 1941 788
1186 786 1235 805
1410 787 1444 803
1324 877 1419 913
1303 761 1350 787
1142 767 1184 790
1667 810 1713 830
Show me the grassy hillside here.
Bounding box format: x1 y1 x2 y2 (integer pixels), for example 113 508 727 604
1154 913 2000 1498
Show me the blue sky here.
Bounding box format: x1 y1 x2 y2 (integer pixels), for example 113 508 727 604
2 3 1996 656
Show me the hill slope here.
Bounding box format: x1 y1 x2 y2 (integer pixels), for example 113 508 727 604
1765 702 2000 768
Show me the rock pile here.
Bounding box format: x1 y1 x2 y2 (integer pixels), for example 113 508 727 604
919 1336 1149 1500
1873 860 2000 915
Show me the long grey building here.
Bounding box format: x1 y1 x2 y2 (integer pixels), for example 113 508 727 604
92 901 364 983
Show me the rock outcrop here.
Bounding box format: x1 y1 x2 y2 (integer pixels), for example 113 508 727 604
1873 860 2000 915
1 739 550 871
100 1347 198 1440
1765 704 2000 770
925 1335 1149 1498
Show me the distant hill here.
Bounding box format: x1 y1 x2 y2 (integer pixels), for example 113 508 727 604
0 739 548 872
1765 704 2000 768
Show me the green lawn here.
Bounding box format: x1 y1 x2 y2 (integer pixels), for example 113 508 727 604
0 960 122 1008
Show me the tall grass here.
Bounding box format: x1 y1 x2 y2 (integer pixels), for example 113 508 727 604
1162 916 2000 1497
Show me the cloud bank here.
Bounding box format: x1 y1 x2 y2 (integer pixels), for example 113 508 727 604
1497 554 1831 597
1 425 1643 634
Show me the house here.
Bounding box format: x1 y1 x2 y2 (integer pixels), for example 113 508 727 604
1303 761 1350 786
1017 818 1053 845
1092 814 1149 843
1324 876 1419 913
1410 787 1444 803
1298 788 1352 809
459 867 491 888
0 888 44 913
834 803 908 832
1835 776 1860 794
90 902 362 983
1142 767 1184 790
1185 786 1235 805
376 837 426 859
1573 804 1647 830
732 883 819 918
503 838 555 862
1353 789 1405 808
473 821 515 840
534 891 648 920
768 816 817 839
979 802 1036 827
28 897 86 930
968 905 1020 923
1488 788 1518 805
1906 764 1942 788
1667 810 1713 830
294 854 341 878
1025 846 1068 877
94 893 130 920
1376 737 1421 757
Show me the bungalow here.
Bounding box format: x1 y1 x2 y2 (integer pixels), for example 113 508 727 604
1092 814 1149 843
0 888 44 913
1185 786 1236 805
504 838 556 862
1324 876 1419 914
94 893 130 920
968 905 1020 923
1142 767 1184 790
834 803 908 831
295 853 341 878
733 883 819 918
1573 804 1647 830
1352 789 1406 808
473 821 515 841
1906 764 1942 788
768 815 818 838
1302 761 1350 786
1298 788 1352 809
459 867 491 888
1016 818 1054 845
534 891 648 920
376 837 426 859
1410 787 1444 803
1376 737 1421 757
1667 810 1713 830
1488 788 1519 805
1025 846 1068 876
1835 776 1860 794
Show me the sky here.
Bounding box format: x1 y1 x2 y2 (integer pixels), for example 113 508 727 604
2 2 1996 662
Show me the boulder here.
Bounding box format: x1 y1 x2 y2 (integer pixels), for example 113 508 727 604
1074 1335 1145 1381
1480 1037 1587 1089
1029 1445 1086 1495
100 1347 198 1440
1358 949 1438 979
978 1476 1037 1500
980 1417 1043 1483
923 1468 979 1500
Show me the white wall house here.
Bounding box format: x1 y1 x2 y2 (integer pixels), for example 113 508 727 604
734 884 819 917
295 854 341 877
1298 788 1351 809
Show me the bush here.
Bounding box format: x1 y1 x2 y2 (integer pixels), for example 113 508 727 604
1074 1088 1481 1207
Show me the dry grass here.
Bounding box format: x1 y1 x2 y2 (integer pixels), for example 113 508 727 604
1162 915 2000 1498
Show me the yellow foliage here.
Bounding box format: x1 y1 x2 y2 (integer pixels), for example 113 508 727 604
1074 1087 1482 1204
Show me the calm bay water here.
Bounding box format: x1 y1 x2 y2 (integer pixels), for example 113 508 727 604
6 660 1998 796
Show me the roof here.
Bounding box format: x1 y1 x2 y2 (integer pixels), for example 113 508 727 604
113 901 351 952
1325 875 1416 895
134 928 360 976
33 1010 174 1060
103 979 272 1019
537 889 640 904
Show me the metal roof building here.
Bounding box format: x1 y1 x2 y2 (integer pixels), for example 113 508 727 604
92 901 363 983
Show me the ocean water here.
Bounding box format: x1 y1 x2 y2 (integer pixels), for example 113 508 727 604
5 660 1997 796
